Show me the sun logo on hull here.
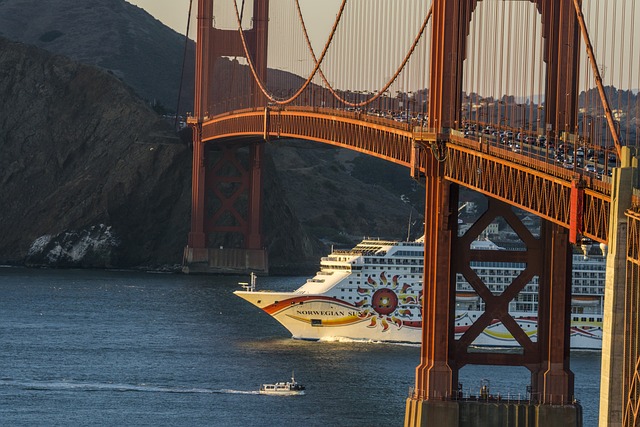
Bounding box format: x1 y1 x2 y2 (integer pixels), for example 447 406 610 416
354 272 422 331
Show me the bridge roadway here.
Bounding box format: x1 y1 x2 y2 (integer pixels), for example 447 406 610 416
199 105 621 243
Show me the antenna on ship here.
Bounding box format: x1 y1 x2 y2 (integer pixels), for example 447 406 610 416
401 195 416 241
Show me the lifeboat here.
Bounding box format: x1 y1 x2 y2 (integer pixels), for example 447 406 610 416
456 292 479 303
571 296 600 306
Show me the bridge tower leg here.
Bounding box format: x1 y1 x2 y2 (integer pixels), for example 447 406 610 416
183 0 270 274
542 0 581 140
405 0 583 424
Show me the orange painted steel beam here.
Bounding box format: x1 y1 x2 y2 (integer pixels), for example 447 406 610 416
536 222 574 404
444 139 610 243
623 209 640 426
247 143 263 249
203 143 263 249
453 199 544 371
438 208 578 403
200 109 414 168
569 180 585 244
413 157 456 400
187 0 214 249
201 107 613 244
188 123 206 248
454 199 542 358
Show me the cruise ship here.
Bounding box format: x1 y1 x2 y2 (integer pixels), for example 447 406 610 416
234 237 605 350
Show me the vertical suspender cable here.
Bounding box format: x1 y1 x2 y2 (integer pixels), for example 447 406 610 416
627 2 640 149
424 0 429 114
535 9 542 138
384 1 390 113
360 1 366 95
498 2 506 129
403 0 408 95
375 0 381 104
471 6 478 125
490 2 497 125
479 4 487 123
613 0 620 147
350 1 356 93
504 2 511 128
175 0 194 131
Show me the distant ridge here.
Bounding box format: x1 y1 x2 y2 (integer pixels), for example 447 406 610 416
0 0 195 113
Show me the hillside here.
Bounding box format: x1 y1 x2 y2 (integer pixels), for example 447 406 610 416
0 1 425 274
0 38 191 268
0 0 194 113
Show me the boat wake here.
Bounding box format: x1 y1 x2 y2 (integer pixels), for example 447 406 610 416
318 336 420 347
0 379 260 395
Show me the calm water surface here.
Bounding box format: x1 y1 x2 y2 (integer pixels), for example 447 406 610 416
0 267 601 426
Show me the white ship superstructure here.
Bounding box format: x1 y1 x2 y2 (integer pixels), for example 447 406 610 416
235 237 604 350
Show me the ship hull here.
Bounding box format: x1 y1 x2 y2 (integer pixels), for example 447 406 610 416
234 236 604 351
235 291 602 350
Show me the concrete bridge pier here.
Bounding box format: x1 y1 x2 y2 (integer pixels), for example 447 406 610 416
598 147 637 427
406 400 582 427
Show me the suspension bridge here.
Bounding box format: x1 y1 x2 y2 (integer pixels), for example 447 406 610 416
182 1 640 426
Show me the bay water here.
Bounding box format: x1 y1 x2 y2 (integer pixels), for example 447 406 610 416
0 267 601 426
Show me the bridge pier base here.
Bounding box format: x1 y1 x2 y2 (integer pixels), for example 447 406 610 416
182 247 268 275
405 399 582 427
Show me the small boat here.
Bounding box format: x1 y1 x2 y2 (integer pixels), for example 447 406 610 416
259 373 305 396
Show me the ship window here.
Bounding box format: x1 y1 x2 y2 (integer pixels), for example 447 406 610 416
311 319 322 326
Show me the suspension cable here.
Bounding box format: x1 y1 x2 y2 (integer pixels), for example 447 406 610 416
230 0 432 108
293 1 434 108
571 0 622 157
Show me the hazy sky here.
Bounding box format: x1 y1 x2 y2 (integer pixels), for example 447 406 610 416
127 0 339 45
128 0 194 35
126 0 639 94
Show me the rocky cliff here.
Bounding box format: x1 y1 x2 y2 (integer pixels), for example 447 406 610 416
0 38 192 268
